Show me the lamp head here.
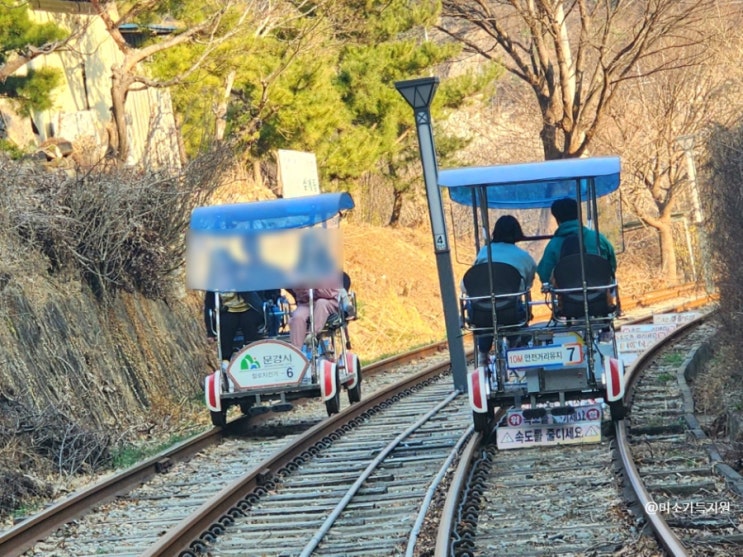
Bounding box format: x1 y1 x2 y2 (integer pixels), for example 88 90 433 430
395 77 439 109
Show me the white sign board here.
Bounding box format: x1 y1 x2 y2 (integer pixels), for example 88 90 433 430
616 324 676 351
507 343 583 369
228 340 309 390
653 312 701 326
497 421 602 449
497 403 603 449
616 322 679 365
277 149 321 198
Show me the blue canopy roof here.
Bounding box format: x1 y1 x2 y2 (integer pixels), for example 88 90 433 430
190 192 354 233
439 156 621 209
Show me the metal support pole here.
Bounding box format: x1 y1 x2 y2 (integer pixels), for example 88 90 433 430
395 77 468 391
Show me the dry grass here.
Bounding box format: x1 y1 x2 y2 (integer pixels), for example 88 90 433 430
342 223 470 361
692 339 743 473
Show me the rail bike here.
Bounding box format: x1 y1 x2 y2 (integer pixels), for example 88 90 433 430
439 157 626 442
186 192 361 426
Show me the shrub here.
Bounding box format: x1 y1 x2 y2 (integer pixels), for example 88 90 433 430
704 123 743 359
0 149 226 299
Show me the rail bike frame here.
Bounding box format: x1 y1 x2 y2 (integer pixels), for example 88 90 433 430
187 193 361 426
439 157 626 435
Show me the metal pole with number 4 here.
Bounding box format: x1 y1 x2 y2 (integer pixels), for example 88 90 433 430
395 77 468 391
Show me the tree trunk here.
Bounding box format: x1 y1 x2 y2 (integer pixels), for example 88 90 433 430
389 189 403 227
253 159 263 189
110 66 132 164
537 95 564 160
657 219 678 284
215 70 236 142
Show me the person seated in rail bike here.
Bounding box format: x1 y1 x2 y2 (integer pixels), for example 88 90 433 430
536 198 617 283
288 286 341 350
537 198 618 319
204 290 280 362
465 215 537 366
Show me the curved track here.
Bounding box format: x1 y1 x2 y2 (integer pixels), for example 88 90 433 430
0 286 719 556
618 314 742 556
437 305 742 557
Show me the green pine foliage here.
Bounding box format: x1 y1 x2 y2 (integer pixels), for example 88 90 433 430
151 1 500 182
0 68 62 115
0 1 66 115
0 1 66 63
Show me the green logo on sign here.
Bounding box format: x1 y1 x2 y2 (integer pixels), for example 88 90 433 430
240 354 260 370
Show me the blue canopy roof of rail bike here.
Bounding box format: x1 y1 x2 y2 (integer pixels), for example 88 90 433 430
189 192 355 234
438 156 621 209
186 192 353 292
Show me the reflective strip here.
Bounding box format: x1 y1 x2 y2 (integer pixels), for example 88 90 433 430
322 361 336 401
607 357 624 401
345 352 358 389
468 369 487 413
205 373 221 412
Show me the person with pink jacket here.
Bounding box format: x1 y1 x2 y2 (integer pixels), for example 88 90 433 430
288 287 340 348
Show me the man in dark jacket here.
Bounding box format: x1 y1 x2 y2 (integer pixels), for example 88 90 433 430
204 290 279 362
537 198 617 283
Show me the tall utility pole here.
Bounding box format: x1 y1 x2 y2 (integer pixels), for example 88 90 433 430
395 77 468 391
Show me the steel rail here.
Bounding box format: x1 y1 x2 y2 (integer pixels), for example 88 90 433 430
142 358 454 557
614 311 715 557
434 431 482 557
0 290 710 556
0 340 451 557
432 305 715 557
433 406 510 557
0 426 218 557
299 390 462 557
405 424 474 557
621 282 709 311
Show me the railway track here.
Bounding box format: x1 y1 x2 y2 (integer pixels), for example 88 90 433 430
190 377 471 557
618 314 743 556
437 306 742 557
441 420 647 556
0 286 719 556
1 344 453 557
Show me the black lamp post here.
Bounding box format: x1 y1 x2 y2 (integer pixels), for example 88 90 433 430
395 77 468 391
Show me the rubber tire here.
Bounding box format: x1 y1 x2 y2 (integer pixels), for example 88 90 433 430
473 410 491 433
325 368 341 416
210 409 227 427
347 362 362 404
608 400 626 422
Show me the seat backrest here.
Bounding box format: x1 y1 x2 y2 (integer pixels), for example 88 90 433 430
559 233 584 259
462 263 526 328
552 253 615 318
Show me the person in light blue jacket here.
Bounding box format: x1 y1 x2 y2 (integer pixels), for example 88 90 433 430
536 198 617 283
475 215 536 291
472 215 536 365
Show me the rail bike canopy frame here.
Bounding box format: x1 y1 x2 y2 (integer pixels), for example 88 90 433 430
187 193 359 423
440 156 622 406
186 192 354 354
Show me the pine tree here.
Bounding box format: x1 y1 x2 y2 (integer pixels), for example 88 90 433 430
0 1 67 115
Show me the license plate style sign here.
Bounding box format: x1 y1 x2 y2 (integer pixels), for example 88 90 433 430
506 343 583 369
